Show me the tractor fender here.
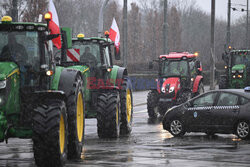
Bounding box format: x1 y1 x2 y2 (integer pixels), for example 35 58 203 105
58 68 82 97
110 66 128 89
192 75 203 93
32 90 66 101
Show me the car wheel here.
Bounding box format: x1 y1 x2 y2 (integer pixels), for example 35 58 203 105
236 121 250 139
169 119 185 137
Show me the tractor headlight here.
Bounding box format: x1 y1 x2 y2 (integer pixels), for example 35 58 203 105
0 80 6 89
238 75 242 78
232 70 236 74
0 96 3 105
161 87 166 93
169 86 175 93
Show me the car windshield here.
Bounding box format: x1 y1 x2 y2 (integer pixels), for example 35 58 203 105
231 52 250 67
0 31 40 71
71 41 101 65
161 60 188 77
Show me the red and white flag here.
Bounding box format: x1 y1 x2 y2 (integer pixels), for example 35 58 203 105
109 18 120 53
48 0 61 49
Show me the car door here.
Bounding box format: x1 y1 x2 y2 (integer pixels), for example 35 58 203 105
186 92 218 131
212 92 240 131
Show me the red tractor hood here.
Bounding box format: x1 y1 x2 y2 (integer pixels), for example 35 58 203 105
157 77 181 99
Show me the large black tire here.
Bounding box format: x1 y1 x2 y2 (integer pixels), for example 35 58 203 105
97 92 121 138
169 119 186 137
219 77 228 89
120 78 133 136
236 120 250 140
66 74 85 159
32 99 68 167
147 90 159 119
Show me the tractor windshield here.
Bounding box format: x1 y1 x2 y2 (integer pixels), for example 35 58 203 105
231 52 250 67
161 60 188 77
71 41 101 66
0 31 40 71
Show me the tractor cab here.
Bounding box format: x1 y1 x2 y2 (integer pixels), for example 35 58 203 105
220 49 250 89
147 52 204 119
0 16 52 91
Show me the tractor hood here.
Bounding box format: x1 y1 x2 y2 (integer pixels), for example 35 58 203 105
0 62 19 80
158 77 180 95
232 64 245 72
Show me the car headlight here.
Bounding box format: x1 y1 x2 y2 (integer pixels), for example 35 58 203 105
161 86 166 93
0 80 6 89
239 70 244 73
169 86 175 93
232 70 236 73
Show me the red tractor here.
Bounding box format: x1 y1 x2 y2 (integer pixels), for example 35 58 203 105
147 52 204 119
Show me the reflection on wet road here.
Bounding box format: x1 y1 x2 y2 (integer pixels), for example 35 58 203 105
0 104 250 167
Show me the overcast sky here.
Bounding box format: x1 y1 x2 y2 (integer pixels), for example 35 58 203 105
124 0 248 21
196 0 248 21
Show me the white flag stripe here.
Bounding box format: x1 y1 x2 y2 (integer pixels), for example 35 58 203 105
111 18 120 46
49 0 59 26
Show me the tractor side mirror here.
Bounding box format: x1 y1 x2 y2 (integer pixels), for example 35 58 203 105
195 61 201 69
149 62 153 69
114 48 121 60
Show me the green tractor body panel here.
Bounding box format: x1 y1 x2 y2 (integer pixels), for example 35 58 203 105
110 65 119 85
0 62 21 141
231 64 246 88
51 66 65 90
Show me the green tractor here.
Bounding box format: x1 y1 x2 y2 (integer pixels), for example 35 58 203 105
219 48 250 89
58 32 133 138
0 15 85 166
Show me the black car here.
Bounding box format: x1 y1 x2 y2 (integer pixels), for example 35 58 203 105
162 89 250 139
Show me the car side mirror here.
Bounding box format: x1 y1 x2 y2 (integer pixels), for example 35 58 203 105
114 48 121 60
149 62 153 69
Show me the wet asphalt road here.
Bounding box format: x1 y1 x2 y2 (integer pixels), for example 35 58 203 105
1 90 250 167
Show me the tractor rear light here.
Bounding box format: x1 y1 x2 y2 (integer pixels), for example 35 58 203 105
191 78 194 82
0 80 6 89
46 70 53 76
107 68 112 72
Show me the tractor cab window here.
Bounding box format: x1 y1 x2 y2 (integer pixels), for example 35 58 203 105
162 60 188 77
0 31 41 86
72 41 101 67
231 52 250 67
103 46 111 67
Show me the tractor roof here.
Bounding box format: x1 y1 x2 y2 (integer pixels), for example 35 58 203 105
159 52 198 60
230 50 250 53
72 37 113 43
0 22 47 31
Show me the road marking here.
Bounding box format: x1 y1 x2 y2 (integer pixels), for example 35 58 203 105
134 109 147 114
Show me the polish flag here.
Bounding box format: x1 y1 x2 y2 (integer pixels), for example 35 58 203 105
48 0 61 49
109 18 120 53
